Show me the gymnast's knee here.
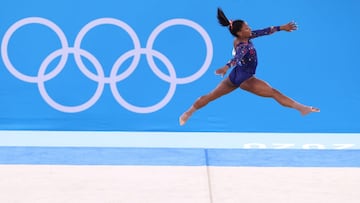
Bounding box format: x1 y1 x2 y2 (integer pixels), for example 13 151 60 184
194 95 211 109
259 87 278 98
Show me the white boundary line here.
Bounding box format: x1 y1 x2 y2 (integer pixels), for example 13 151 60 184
0 131 359 149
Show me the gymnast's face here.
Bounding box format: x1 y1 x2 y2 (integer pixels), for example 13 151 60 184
237 22 252 38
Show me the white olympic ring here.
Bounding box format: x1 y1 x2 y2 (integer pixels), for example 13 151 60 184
1 17 213 113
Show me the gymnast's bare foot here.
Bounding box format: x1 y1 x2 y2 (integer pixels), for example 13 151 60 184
301 106 320 116
179 112 191 126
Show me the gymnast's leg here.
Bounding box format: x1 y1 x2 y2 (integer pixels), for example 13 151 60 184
179 77 237 125
240 77 320 115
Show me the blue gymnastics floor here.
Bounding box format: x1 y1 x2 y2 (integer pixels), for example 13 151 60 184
1 131 360 167
1 147 360 167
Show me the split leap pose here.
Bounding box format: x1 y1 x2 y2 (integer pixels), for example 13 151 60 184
179 8 320 126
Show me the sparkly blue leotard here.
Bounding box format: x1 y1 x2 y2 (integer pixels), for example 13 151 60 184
226 26 280 86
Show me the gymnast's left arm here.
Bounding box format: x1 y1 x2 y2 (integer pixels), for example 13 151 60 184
251 21 297 38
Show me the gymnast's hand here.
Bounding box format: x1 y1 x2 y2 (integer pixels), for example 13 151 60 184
280 21 298 32
215 65 230 77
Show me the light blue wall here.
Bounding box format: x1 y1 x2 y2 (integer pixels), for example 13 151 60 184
1 0 359 132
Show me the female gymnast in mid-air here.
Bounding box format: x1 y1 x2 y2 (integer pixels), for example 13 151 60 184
179 8 320 126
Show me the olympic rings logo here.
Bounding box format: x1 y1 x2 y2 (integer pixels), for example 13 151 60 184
1 17 213 113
